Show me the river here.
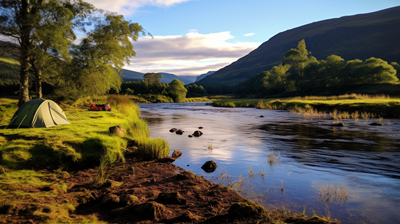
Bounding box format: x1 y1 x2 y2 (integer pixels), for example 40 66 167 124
139 102 400 224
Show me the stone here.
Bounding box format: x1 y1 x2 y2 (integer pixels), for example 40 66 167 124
192 130 203 137
109 125 124 136
201 160 218 173
369 122 383 126
198 127 203 129
156 192 186 205
172 150 182 159
169 128 178 132
188 135 193 138
176 129 184 135
260 115 265 117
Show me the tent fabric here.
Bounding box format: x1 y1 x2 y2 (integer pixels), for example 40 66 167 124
7 98 70 128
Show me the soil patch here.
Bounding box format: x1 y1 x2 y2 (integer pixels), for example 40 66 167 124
0 151 340 223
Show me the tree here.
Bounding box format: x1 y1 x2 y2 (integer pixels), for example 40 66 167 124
283 39 314 91
168 79 187 102
0 0 95 105
144 73 163 83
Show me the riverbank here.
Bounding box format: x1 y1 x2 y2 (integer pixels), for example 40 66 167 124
0 96 339 223
213 93 400 118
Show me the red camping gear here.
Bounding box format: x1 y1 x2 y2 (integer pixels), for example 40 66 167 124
89 103 111 111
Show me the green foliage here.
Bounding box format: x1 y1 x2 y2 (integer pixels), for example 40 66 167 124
143 73 163 83
125 88 134 95
0 1 147 102
236 40 399 97
122 80 170 95
137 138 170 160
167 79 187 102
185 83 207 97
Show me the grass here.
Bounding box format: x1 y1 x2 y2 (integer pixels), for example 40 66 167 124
213 93 400 118
319 183 349 205
0 94 169 223
137 137 170 160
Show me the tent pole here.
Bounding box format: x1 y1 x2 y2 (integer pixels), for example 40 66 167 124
17 114 28 129
4 115 18 129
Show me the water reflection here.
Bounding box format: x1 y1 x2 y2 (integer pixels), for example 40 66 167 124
139 102 400 224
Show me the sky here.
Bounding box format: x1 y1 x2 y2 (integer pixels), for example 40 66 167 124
85 0 399 77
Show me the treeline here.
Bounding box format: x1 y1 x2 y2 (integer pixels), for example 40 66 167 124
235 40 399 97
121 80 208 102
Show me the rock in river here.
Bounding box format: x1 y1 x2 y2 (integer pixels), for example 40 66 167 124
201 160 218 173
192 130 203 137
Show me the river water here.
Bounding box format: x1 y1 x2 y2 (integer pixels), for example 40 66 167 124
138 102 400 224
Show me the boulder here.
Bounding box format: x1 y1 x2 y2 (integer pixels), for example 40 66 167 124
201 160 218 173
176 129 184 135
172 150 182 159
192 130 203 137
169 128 178 132
109 125 124 136
188 135 193 138
156 192 186 205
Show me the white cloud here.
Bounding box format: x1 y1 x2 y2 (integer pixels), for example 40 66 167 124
244 33 255 37
84 0 191 15
124 31 261 76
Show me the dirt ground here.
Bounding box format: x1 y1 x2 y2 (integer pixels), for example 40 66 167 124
0 150 340 224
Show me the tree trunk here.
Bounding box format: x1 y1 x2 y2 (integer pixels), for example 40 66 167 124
35 69 42 98
18 0 31 107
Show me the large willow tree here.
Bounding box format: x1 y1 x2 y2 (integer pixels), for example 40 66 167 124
0 0 147 105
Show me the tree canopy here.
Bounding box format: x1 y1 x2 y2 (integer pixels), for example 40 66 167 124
236 39 399 97
0 0 147 105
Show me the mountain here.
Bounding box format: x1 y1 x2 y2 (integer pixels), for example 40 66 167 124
198 6 400 85
195 71 215 82
120 69 143 82
159 73 196 85
120 69 196 85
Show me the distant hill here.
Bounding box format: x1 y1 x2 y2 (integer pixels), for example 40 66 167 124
198 6 400 85
195 71 215 82
120 69 196 85
159 73 196 85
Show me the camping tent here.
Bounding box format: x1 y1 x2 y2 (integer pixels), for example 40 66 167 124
6 98 70 128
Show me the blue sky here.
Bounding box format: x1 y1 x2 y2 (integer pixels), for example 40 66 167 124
86 0 400 76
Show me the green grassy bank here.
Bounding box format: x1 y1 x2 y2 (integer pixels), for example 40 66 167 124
213 93 400 118
0 95 169 223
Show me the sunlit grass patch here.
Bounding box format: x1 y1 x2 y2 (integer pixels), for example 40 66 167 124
137 137 170 160
0 95 154 170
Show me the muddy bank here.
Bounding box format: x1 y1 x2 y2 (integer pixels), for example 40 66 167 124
0 150 339 223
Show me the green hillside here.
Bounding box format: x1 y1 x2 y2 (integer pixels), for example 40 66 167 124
198 6 400 85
